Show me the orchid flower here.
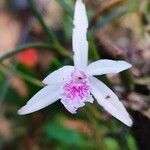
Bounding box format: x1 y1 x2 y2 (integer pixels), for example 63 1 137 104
18 0 132 127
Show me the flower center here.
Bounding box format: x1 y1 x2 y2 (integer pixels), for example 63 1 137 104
61 69 91 113
63 70 90 100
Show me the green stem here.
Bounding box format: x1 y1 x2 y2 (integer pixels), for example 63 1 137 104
88 34 100 61
119 70 134 92
0 43 71 62
0 43 50 62
27 0 56 44
57 0 73 18
27 0 68 56
0 63 44 87
53 44 72 59
84 106 106 150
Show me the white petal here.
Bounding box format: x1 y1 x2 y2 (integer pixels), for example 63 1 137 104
18 83 61 115
42 66 74 85
61 94 94 114
73 0 88 69
87 59 132 76
90 77 132 127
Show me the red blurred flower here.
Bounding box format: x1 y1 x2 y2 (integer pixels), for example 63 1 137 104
17 48 38 67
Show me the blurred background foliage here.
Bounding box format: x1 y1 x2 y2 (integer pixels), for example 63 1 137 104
0 0 149 150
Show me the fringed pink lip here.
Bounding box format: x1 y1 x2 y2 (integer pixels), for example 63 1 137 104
61 69 91 113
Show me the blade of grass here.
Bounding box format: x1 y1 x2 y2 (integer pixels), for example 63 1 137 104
88 34 100 61
0 43 50 62
119 70 134 92
27 0 69 57
0 42 71 62
0 63 44 87
57 0 73 18
27 0 57 44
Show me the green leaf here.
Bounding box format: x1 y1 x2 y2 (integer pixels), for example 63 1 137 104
126 134 137 150
43 120 89 148
104 138 120 150
0 83 23 106
57 0 73 18
0 43 51 62
120 70 134 91
88 35 100 61
127 0 140 12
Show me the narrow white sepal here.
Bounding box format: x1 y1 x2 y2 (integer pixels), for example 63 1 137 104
90 77 132 127
87 60 132 76
18 84 61 115
73 0 88 69
74 0 88 29
42 65 74 85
